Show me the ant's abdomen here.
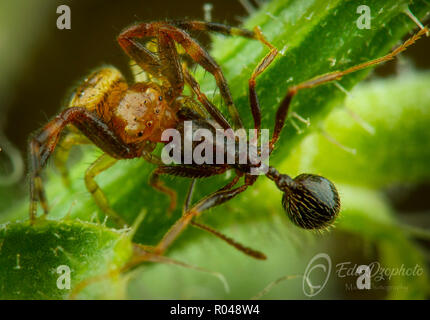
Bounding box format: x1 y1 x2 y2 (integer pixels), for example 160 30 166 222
282 174 340 230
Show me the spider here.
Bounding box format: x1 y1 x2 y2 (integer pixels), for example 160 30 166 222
29 20 428 260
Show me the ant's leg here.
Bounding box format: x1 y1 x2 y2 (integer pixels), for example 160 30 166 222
183 173 242 213
190 221 266 260
183 179 197 214
118 22 243 129
149 171 178 216
248 30 278 132
270 27 428 151
54 132 91 188
181 174 264 259
149 165 228 215
84 153 127 226
154 176 256 256
155 167 263 258
29 107 131 223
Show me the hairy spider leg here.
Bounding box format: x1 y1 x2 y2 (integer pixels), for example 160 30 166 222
84 153 126 226
269 27 429 151
29 107 133 223
182 67 231 130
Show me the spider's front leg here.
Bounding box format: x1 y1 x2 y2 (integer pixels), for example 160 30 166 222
29 108 89 222
28 107 130 224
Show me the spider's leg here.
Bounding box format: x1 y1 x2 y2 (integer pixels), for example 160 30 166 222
54 132 91 188
169 20 267 42
118 22 243 129
84 153 127 226
270 27 428 151
29 139 49 221
117 32 162 80
182 68 231 130
29 107 132 223
157 29 185 100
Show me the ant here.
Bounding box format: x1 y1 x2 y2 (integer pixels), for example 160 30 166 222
29 20 428 260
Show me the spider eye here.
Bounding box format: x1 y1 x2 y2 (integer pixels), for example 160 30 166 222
137 131 144 137
159 96 163 101
146 120 153 127
282 174 340 230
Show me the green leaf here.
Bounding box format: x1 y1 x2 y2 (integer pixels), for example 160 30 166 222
0 219 133 299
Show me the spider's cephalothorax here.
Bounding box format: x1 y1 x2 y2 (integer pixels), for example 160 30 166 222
29 20 427 260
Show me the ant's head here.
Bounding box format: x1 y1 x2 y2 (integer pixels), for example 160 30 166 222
114 83 177 144
269 169 340 230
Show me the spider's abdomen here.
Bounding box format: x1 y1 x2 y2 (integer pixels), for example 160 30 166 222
68 66 128 123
